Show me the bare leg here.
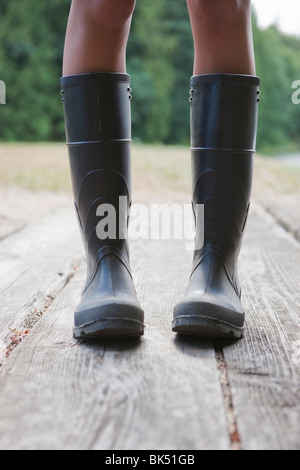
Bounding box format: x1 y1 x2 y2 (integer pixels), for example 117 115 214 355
187 0 255 75
63 0 136 76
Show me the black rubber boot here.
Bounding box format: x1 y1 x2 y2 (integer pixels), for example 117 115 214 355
60 72 144 339
173 74 260 339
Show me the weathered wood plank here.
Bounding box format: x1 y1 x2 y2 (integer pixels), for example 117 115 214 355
0 223 230 450
0 217 25 241
1 192 299 450
0 205 83 362
223 203 300 450
262 195 300 242
0 184 72 240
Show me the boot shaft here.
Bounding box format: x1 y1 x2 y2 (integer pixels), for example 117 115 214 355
190 73 260 151
61 72 132 143
190 74 260 279
60 73 133 291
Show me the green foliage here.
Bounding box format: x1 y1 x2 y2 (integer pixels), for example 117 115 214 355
253 14 300 153
0 0 69 141
0 1 300 153
128 1 193 144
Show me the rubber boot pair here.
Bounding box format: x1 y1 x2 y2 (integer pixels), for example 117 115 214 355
60 72 260 340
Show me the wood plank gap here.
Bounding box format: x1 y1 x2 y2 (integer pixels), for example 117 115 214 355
2 260 82 365
221 203 300 449
214 343 242 451
259 204 300 244
0 222 26 242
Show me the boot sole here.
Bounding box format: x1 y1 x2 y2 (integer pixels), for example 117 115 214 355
74 318 144 340
172 315 244 339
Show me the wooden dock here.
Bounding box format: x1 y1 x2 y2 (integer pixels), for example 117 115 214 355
0 183 300 450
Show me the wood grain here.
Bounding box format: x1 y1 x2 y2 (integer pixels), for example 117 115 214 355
0 206 230 450
1 197 300 450
222 203 300 450
0 206 83 362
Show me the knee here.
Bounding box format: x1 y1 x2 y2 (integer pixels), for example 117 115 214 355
74 0 136 30
188 0 251 29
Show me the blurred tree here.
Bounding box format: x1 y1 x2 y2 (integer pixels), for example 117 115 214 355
129 1 178 143
0 1 299 153
281 34 300 150
128 0 193 144
167 2 194 145
253 14 300 153
0 0 69 141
